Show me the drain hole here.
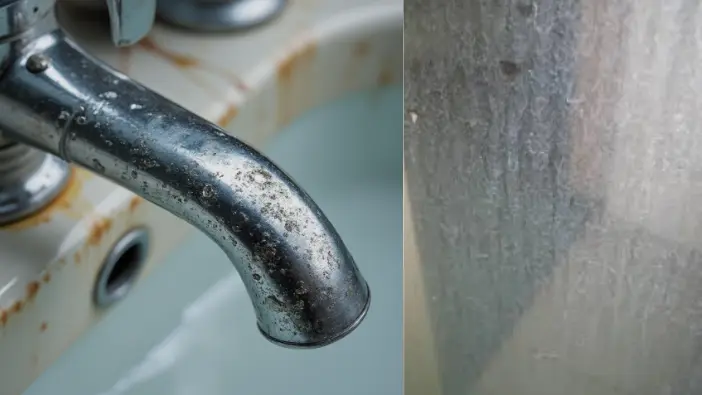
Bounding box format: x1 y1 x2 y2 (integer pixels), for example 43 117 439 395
105 243 143 295
95 228 149 308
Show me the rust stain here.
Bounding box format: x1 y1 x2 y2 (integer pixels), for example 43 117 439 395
0 282 39 327
377 68 395 86
0 168 92 231
139 37 200 68
277 40 317 84
40 322 47 332
1 267 56 328
74 251 81 264
129 196 143 213
217 104 239 127
353 40 371 58
137 36 248 95
88 217 113 246
276 39 318 127
26 281 40 301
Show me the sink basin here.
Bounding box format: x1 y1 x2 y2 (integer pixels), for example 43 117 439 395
23 84 402 395
0 1 401 394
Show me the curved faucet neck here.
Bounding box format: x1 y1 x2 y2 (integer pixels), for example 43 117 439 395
0 25 370 347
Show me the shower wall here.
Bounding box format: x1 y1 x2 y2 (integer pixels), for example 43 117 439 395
404 1 702 394
405 171 442 395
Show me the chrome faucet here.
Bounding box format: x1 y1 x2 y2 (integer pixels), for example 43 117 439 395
0 0 370 348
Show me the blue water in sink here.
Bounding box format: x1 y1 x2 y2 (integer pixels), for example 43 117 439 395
23 85 403 395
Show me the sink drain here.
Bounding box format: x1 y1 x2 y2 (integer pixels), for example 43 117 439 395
94 227 150 308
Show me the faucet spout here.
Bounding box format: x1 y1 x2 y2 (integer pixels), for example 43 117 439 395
0 30 370 347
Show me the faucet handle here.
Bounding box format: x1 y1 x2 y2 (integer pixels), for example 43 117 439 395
105 0 157 47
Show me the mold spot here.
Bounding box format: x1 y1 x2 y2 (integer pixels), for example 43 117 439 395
11 300 22 314
74 251 81 265
40 322 47 332
0 310 6 326
42 272 51 283
217 104 239 127
88 217 113 246
138 37 200 68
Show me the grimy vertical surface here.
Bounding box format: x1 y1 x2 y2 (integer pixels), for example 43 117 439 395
404 1 702 394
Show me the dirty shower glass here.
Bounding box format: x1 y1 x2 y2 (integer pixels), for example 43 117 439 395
405 1 702 394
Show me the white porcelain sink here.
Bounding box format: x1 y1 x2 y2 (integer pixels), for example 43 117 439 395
23 83 402 395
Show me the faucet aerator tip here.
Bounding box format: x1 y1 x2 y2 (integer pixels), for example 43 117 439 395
258 284 371 349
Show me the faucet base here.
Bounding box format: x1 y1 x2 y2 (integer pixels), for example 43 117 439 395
0 144 70 225
156 0 287 32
